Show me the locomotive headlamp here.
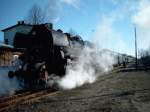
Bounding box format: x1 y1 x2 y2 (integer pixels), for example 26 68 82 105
42 65 46 69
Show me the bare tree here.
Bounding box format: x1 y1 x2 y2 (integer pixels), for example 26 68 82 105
26 4 45 24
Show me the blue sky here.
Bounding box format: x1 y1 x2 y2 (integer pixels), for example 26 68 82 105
0 0 150 55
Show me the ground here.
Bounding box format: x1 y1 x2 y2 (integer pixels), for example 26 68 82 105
7 69 150 112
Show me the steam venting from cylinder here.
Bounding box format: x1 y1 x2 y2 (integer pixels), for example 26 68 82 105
0 68 21 97
57 44 115 89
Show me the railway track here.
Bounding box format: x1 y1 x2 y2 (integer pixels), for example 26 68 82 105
0 88 58 112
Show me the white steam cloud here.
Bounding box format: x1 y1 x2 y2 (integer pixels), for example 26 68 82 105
132 0 150 29
132 0 150 50
86 0 150 55
46 0 80 23
0 67 20 97
60 0 80 9
58 45 115 89
92 16 128 54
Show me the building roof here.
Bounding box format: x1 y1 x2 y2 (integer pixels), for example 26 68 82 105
1 24 32 32
0 42 13 48
0 43 24 52
1 21 53 32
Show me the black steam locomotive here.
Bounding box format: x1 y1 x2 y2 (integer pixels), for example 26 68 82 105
8 24 84 89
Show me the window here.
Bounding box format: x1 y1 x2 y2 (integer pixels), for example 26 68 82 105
5 39 8 44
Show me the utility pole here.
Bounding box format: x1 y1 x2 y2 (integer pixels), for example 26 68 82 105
135 27 138 69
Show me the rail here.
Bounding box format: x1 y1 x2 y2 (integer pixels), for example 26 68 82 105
0 89 58 112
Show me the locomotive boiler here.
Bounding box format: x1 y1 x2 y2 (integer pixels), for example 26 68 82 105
8 24 84 89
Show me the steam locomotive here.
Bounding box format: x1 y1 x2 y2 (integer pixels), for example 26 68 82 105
8 24 84 89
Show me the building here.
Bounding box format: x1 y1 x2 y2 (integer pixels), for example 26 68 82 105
1 21 53 46
0 42 14 66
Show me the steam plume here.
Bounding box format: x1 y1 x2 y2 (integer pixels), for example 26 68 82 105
58 44 115 89
0 67 20 97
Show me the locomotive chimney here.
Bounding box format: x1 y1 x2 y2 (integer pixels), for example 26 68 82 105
21 21 24 24
17 21 21 25
17 21 24 25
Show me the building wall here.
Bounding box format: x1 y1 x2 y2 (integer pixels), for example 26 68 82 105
4 25 32 46
0 51 13 66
